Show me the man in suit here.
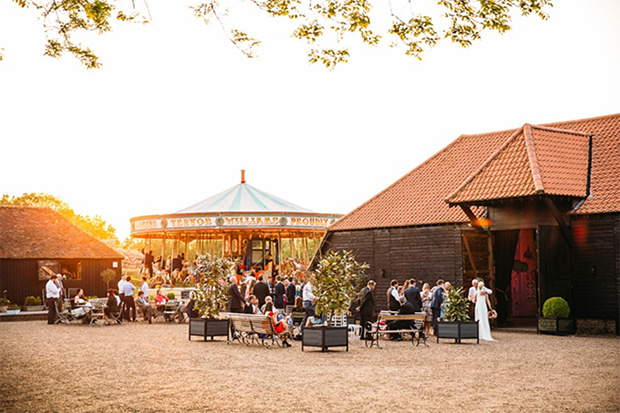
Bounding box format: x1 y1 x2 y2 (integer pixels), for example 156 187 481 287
431 279 445 334
387 279 400 311
389 296 416 341
404 278 422 312
253 275 270 308
274 275 285 309
285 277 296 306
357 280 376 339
226 276 245 313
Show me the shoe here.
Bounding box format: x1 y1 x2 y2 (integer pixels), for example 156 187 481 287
284 341 292 347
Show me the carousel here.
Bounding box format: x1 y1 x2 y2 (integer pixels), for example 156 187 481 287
130 170 342 284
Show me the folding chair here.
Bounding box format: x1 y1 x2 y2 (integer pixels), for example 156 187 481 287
54 300 78 324
110 302 124 324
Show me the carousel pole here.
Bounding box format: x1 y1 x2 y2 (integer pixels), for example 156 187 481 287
278 232 282 274
185 234 189 260
290 233 296 262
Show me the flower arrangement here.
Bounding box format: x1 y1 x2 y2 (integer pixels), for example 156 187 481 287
193 254 235 319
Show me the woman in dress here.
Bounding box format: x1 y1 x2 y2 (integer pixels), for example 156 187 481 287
421 283 433 336
264 302 292 347
473 281 495 341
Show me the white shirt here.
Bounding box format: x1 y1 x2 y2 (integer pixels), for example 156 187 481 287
302 282 315 301
390 287 400 302
46 279 61 298
140 281 149 297
122 281 136 297
117 279 126 293
468 286 477 301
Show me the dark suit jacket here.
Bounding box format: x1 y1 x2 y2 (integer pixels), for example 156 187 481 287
286 283 296 305
107 295 119 313
404 286 422 312
172 257 183 271
398 301 416 315
226 283 245 313
431 286 444 309
359 286 375 317
253 282 270 308
274 282 285 308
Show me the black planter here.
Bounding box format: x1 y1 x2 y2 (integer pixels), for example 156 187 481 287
302 326 348 352
436 321 479 344
189 318 230 341
537 317 574 335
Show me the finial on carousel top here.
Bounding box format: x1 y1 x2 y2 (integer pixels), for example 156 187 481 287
241 169 246 184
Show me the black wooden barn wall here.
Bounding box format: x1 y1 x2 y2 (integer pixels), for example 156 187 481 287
0 259 122 304
322 224 464 310
570 213 620 327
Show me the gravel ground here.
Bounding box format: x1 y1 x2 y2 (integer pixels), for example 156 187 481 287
0 321 618 412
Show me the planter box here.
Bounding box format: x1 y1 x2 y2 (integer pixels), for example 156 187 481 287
25 305 45 312
537 317 574 335
0 306 7 313
6 309 21 315
189 318 229 341
302 326 348 352
436 321 479 344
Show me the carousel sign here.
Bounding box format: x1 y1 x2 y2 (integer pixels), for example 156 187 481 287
132 215 337 232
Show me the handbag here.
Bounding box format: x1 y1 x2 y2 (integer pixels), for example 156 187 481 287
488 309 497 319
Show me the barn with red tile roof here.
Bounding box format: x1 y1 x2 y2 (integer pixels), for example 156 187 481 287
321 113 620 334
0 206 124 305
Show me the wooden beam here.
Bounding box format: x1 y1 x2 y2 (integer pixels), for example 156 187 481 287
459 205 482 229
543 196 573 248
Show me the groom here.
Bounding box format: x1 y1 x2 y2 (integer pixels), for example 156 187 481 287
431 279 445 334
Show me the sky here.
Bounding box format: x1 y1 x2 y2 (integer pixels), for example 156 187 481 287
0 0 619 241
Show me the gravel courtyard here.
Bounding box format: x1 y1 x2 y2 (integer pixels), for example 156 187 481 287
1 321 618 412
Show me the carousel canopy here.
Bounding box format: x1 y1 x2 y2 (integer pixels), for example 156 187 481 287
130 171 342 238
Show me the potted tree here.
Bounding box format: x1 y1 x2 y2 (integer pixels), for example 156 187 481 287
189 254 233 342
302 250 368 352
100 269 116 290
436 286 479 344
538 297 574 335
24 296 44 311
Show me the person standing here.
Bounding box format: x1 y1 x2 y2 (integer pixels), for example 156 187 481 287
404 278 422 312
55 274 65 310
143 250 155 278
421 283 433 336
45 274 61 324
285 278 296 307
122 275 137 321
274 276 285 310
140 276 149 297
387 280 400 311
226 276 245 313
301 279 316 330
431 279 445 334
473 281 495 341
253 275 270 309
357 280 376 339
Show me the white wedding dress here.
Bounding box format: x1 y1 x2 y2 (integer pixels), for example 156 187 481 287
475 291 495 341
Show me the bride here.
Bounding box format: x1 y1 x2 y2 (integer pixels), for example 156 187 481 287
473 281 495 341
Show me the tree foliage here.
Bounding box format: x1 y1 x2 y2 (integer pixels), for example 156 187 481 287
1 192 118 242
193 254 235 319
100 268 116 289
6 0 552 68
313 250 368 326
443 286 470 322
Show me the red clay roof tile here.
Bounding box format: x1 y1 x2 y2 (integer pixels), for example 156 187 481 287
330 113 620 231
0 206 124 259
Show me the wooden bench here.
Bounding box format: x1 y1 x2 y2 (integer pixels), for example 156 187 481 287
365 311 428 349
221 312 288 348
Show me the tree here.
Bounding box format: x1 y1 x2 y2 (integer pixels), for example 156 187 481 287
193 254 235 318
313 250 368 325
100 268 116 289
1 193 118 242
3 0 552 69
443 286 470 322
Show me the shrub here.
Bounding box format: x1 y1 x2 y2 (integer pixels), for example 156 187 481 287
313 250 369 326
8 303 21 310
443 286 470 322
167 292 176 300
542 297 570 318
24 296 42 306
194 254 235 318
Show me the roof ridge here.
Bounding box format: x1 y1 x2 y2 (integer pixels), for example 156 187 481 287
445 127 524 204
543 112 620 127
523 124 545 193
530 124 592 136
332 133 473 227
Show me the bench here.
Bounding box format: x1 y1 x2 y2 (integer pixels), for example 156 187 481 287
221 312 288 348
365 311 428 349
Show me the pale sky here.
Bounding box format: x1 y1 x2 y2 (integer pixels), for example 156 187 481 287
1 0 619 241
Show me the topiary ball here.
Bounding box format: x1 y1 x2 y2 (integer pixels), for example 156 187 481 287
542 297 570 318
167 292 176 300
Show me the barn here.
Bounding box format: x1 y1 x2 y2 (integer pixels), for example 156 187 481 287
0 206 124 304
319 113 620 334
